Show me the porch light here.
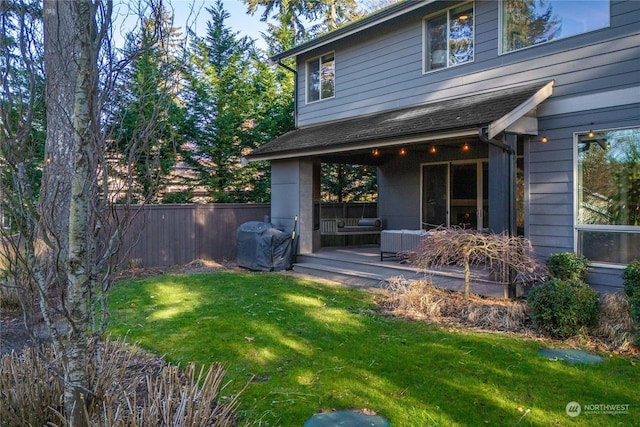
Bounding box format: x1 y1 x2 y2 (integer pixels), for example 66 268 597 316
541 136 548 143
462 143 470 151
429 146 437 154
399 147 407 155
372 148 379 156
587 130 595 138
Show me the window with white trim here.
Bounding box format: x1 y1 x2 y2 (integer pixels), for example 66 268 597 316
306 52 335 103
424 2 474 72
577 127 640 265
501 0 610 54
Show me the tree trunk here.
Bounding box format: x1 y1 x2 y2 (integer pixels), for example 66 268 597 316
43 0 100 424
42 0 77 256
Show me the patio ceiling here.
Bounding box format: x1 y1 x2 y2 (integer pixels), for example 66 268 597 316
246 80 554 162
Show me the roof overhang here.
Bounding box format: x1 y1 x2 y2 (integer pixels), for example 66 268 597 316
246 81 554 162
488 80 554 138
270 0 435 63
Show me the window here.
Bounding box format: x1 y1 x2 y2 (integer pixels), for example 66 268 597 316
424 3 474 72
577 128 640 265
501 0 610 53
307 53 335 103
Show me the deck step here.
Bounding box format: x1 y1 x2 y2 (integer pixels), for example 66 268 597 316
293 251 508 298
293 262 387 289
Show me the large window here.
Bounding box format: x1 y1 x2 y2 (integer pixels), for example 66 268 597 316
424 3 474 72
306 52 335 103
577 128 640 265
501 0 609 53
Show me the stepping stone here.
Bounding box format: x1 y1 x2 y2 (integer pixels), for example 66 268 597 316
304 410 390 427
539 348 604 365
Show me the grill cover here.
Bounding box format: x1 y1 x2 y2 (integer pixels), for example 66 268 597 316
237 221 293 271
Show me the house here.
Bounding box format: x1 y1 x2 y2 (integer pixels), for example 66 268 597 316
246 0 640 293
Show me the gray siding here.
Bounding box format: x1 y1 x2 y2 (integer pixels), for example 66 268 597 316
528 104 640 290
286 0 640 291
378 154 422 230
295 1 639 127
378 143 490 230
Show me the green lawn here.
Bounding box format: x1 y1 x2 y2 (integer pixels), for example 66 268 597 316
107 271 639 426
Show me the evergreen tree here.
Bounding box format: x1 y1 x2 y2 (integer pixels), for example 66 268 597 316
243 0 363 43
182 0 290 202
0 0 46 218
109 3 185 201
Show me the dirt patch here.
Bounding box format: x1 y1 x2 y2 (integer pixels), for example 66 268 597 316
1 309 34 355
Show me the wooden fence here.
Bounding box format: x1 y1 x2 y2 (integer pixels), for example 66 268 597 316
116 203 270 267
115 202 377 268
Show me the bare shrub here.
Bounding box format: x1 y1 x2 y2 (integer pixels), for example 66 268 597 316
590 294 636 352
384 277 532 332
384 276 445 321
409 227 548 300
462 301 529 332
384 277 637 353
0 345 65 426
0 279 21 309
0 338 243 426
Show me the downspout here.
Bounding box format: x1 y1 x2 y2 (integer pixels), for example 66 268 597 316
275 60 298 129
478 127 515 237
479 128 517 298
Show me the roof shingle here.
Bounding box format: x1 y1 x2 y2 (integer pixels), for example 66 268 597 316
249 81 552 160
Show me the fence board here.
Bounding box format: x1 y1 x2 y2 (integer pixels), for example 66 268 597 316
115 204 270 267
115 203 376 267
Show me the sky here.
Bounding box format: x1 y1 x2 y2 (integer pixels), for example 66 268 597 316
113 0 383 53
173 0 269 49
112 0 270 51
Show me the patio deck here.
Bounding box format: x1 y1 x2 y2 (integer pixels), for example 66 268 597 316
293 245 508 298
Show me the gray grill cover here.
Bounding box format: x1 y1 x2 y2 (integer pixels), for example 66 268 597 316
237 221 293 271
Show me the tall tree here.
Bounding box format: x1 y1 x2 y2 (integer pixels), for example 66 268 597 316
322 163 377 202
109 3 185 201
243 0 362 43
182 0 288 202
1 0 184 423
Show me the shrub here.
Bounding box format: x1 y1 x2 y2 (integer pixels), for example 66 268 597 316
0 338 241 426
528 278 599 338
162 190 194 204
590 294 635 352
622 260 640 344
546 252 590 281
622 260 640 299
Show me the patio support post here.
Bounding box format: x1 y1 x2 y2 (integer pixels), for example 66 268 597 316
481 129 517 236
270 159 319 256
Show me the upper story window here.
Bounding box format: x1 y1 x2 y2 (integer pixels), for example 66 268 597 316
424 3 474 72
306 52 335 103
501 0 610 54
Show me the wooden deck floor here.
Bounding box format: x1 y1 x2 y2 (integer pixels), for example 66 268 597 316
293 245 509 298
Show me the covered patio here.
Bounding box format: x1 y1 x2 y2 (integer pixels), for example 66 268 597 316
247 81 554 259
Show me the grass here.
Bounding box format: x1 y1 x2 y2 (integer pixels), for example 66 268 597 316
107 271 639 426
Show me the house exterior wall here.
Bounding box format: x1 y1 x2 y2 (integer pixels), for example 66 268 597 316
271 159 318 254
295 1 639 127
281 0 640 291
